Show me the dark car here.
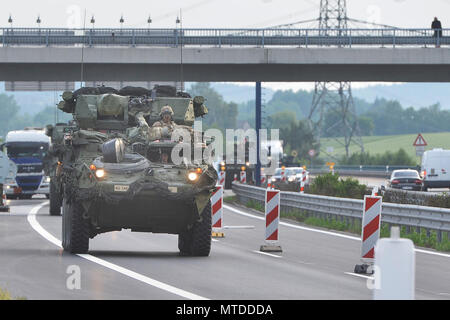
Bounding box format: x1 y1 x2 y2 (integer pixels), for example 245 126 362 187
388 169 423 191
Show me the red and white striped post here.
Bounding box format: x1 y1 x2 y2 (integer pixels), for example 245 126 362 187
300 170 307 193
261 174 266 185
240 170 246 184
281 167 286 183
354 195 382 274
211 185 224 238
260 188 282 252
218 171 226 187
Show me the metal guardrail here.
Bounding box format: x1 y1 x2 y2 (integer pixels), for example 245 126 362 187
0 28 449 47
232 182 450 242
307 165 419 178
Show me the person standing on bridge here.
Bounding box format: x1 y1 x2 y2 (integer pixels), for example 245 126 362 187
432 17 443 47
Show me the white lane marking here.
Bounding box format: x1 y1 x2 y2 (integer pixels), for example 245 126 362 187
211 239 219 242
223 225 255 229
224 204 359 241
224 204 450 259
252 250 282 259
27 202 208 300
344 272 373 280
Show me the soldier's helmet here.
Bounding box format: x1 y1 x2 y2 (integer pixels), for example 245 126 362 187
159 105 174 118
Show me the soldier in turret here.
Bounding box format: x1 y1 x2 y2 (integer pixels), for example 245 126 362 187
153 105 176 130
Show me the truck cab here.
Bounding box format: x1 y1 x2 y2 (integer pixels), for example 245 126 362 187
2 128 51 199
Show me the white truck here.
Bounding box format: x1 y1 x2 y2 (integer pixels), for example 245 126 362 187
0 149 16 211
1 128 51 199
421 148 450 191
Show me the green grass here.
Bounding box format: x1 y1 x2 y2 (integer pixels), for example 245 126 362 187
0 288 12 300
321 132 450 163
223 195 237 204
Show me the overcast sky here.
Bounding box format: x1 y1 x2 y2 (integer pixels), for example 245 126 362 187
2 0 448 29
2 0 448 91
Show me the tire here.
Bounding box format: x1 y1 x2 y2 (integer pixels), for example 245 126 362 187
49 181 62 216
62 199 90 254
178 201 212 257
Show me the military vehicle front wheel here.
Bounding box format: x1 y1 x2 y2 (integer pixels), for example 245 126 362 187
62 199 90 254
49 181 62 216
178 201 212 257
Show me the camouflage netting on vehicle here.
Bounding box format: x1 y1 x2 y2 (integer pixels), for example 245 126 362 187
72 130 108 145
118 86 151 97
97 94 128 117
73 86 119 97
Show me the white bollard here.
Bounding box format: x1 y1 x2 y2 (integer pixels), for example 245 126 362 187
373 227 415 300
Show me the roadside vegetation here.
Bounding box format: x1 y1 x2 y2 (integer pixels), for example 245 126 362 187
339 148 416 166
382 189 450 209
0 287 25 300
306 173 368 199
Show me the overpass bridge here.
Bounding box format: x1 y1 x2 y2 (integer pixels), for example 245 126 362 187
0 28 450 81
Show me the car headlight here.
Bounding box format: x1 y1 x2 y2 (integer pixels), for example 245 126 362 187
288 177 295 182
45 176 51 183
95 169 105 178
188 172 198 182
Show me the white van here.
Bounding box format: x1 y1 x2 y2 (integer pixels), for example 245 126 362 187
421 148 450 190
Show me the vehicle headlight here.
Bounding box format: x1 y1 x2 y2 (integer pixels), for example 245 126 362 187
45 176 51 183
188 172 198 182
95 169 105 178
288 176 295 182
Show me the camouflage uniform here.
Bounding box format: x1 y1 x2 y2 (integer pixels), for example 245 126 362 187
153 105 176 131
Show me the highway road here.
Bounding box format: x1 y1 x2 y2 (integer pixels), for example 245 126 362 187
0 197 449 300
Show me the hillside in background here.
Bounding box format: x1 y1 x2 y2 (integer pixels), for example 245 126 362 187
321 132 450 163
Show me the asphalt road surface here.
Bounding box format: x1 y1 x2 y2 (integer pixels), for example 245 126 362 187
0 197 449 300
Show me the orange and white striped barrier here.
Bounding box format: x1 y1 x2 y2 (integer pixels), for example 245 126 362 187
218 171 226 186
260 188 282 252
240 170 246 184
355 195 382 273
211 185 224 238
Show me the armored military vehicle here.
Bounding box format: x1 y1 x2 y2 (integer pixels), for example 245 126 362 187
55 86 217 256
44 122 78 215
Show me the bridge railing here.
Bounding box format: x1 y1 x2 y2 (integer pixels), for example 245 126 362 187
0 27 448 47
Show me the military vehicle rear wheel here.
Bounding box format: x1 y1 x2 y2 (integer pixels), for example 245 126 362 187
62 199 90 254
49 181 62 216
178 201 212 257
